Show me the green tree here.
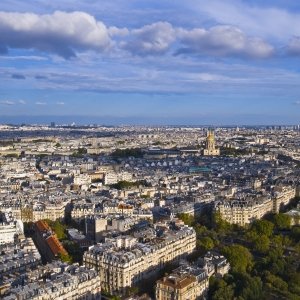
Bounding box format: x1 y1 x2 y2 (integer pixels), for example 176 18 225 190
237 274 263 300
177 213 195 227
273 213 291 230
111 148 143 158
291 226 300 242
46 219 67 240
58 252 72 263
251 219 274 237
63 240 84 264
255 235 270 253
209 278 235 300
71 147 87 157
265 272 288 291
212 212 232 234
198 236 215 251
286 272 300 295
222 244 253 273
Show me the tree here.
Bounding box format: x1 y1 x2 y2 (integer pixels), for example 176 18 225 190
198 236 215 251
265 272 288 291
250 219 274 237
110 180 145 190
63 240 84 264
237 274 263 300
286 272 300 295
58 252 72 263
222 244 253 273
46 219 67 240
71 147 87 157
273 213 291 230
111 148 143 158
177 213 195 227
253 234 270 254
291 226 300 242
247 231 270 254
212 212 232 234
209 278 235 300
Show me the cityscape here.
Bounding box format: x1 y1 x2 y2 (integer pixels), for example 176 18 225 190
1 0 300 300
0 124 299 299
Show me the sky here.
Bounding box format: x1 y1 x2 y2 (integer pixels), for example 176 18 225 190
1 0 300 125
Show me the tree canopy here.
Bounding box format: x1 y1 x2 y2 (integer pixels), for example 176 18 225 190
222 244 253 273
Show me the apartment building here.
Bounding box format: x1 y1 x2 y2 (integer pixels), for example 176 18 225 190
83 222 196 295
273 185 296 213
156 252 230 300
0 212 24 245
33 220 68 263
214 197 273 226
3 264 101 300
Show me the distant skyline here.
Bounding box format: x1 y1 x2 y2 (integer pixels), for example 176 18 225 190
1 0 300 124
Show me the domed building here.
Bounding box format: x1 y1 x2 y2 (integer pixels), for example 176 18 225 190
203 129 220 156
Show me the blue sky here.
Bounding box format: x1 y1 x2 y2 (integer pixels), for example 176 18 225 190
1 0 300 125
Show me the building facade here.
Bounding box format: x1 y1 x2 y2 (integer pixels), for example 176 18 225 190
3 264 101 300
156 252 229 300
0 212 24 245
83 222 196 295
214 197 273 226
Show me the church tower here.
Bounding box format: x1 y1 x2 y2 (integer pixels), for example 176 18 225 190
203 129 220 156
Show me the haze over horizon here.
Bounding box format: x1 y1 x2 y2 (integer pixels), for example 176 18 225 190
1 0 300 124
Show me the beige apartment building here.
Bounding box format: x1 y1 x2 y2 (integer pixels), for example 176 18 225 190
215 197 273 226
156 274 208 300
215 185 296 226
273 185 296 213
83 223 196 295
3 265 101 300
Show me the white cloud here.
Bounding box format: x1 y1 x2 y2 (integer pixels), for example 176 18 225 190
121 22 176 56
191 0 300 42
56 101 65 105
108 26 129 37
177 25 274 58
0 11 111 58
0 99 26 105
0 55 47 61
0 9 277 59
120 21 273 58
35 101 46 105
0 100 15 105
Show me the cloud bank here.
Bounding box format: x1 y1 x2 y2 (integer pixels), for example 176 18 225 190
177 25 274 58
0 9 298 59
0 11 111 58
